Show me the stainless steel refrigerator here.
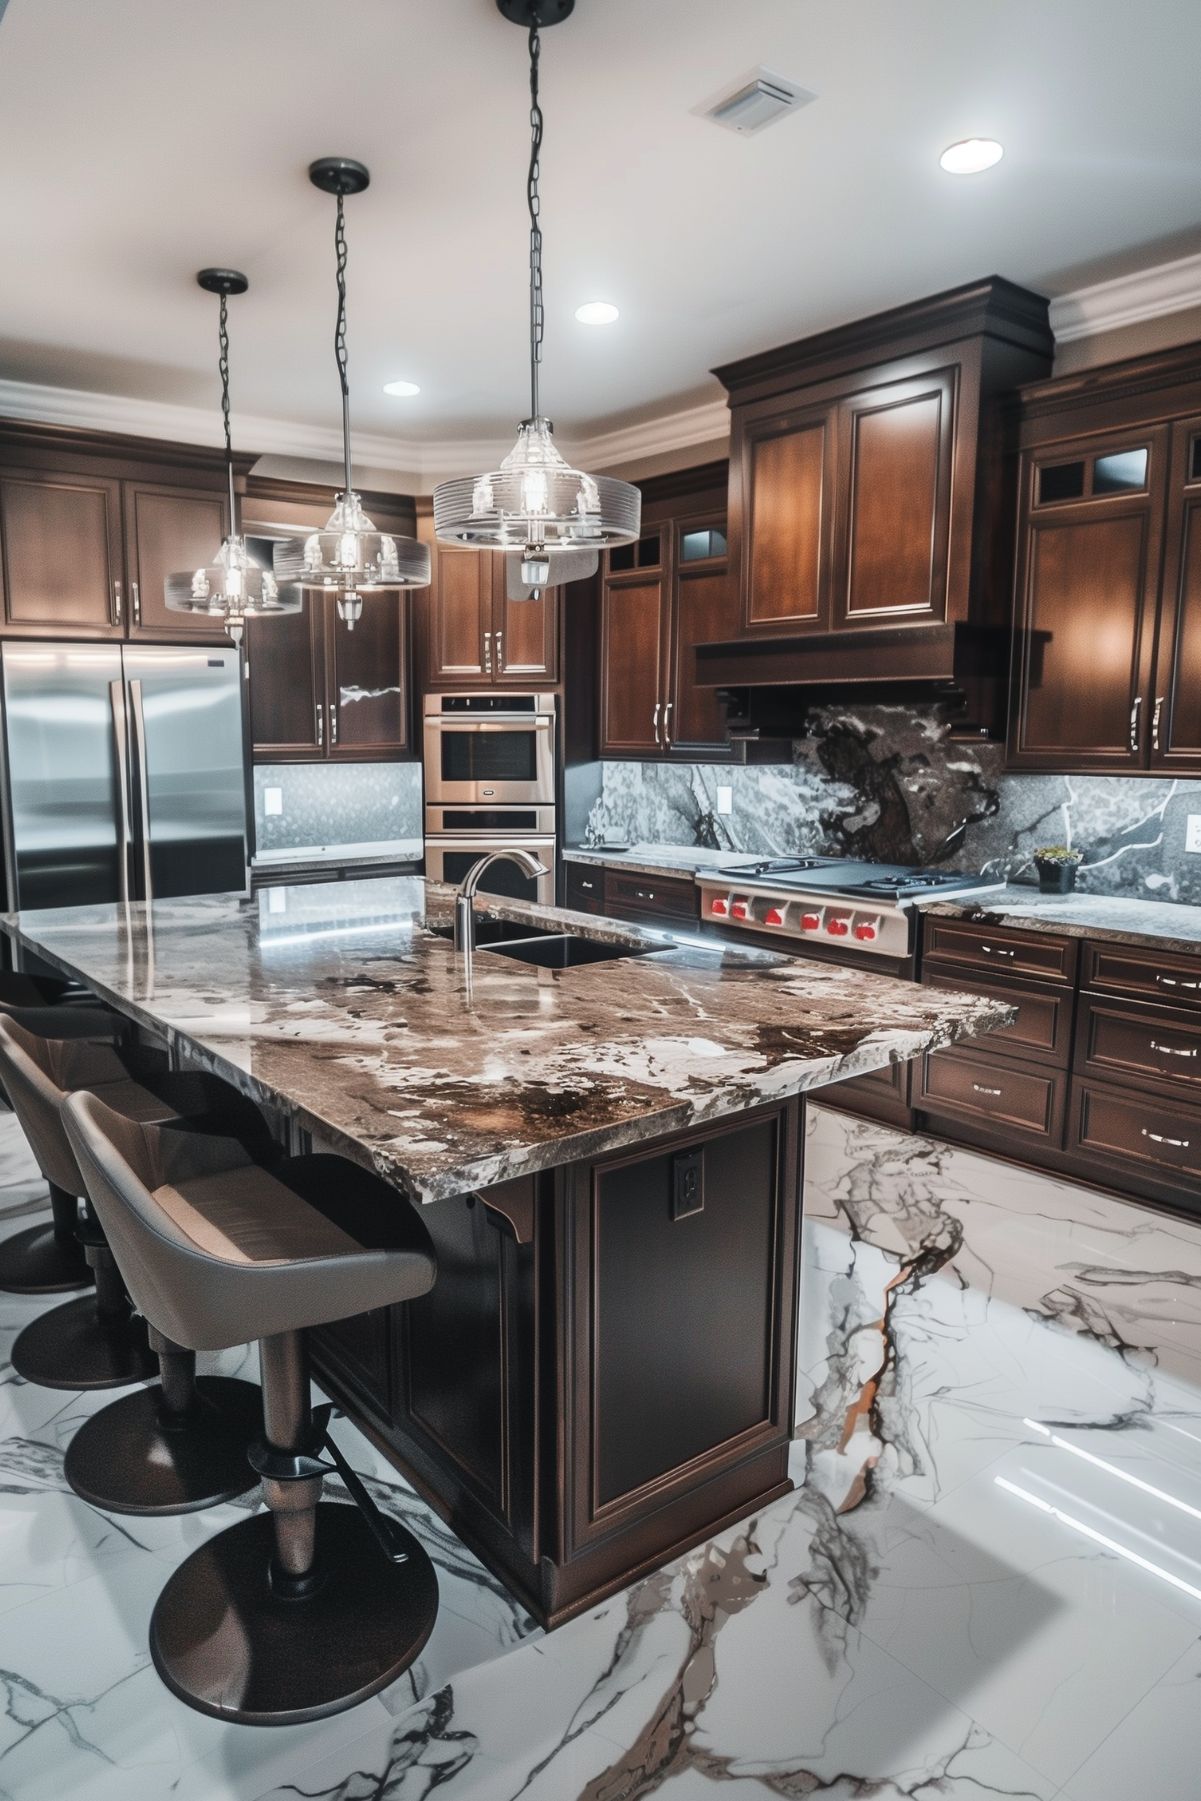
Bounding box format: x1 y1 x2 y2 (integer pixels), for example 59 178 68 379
0 642 248 911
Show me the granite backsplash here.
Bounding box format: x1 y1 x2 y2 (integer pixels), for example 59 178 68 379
582 704 1201 906
253 761 423 853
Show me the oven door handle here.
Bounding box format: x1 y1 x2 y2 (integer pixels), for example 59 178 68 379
427 719 552 732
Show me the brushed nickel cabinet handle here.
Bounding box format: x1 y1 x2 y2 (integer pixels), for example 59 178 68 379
1152 695 1164 751
663 700 673 748
652 701 661 748
1150 1039 1196 1058
495 630 504 672
316 702 324 747
1130 695 1142 752
1156 974 1200 991
113 580 123 625
331 704 338 745
636 889 654 901
980 945 1016 958
1142 1128 1190 1148
972 1082 1003 1097
483 631 493 675
132 580 141 625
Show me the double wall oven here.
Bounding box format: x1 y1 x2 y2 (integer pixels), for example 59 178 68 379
423 692 557 904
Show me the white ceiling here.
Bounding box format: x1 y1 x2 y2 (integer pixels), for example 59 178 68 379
1 0 1200 464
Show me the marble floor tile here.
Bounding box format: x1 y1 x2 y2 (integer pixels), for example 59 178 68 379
1063 1637 1201 1801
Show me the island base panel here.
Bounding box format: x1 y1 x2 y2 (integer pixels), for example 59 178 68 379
310 1099 802 1628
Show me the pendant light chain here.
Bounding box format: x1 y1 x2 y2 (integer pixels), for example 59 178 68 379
334 191 353 494
217 290 236 527
527 11 544 423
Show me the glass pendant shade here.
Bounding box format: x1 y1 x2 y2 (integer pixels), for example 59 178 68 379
166 534 300 645
434 416 639 555
274 490 430 621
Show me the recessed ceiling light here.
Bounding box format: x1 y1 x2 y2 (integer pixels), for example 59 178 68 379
939 137 1004 175
382 378 421 397
575 301 619 326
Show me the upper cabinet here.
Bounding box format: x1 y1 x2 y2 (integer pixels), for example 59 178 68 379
0 427 242 644
243 479 418 763
707 278 1055 735
598 464 737 760
1008 347 1201 773
417 512 559 690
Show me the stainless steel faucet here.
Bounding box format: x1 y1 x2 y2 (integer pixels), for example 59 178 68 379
453 850 550 954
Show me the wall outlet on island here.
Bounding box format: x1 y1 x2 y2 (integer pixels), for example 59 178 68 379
716 785 733 816
1186 815 1201 854
264 786 284 817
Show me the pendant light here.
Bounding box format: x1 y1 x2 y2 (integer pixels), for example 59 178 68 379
274 159 430 629
166 270 301 644
433 0 640 597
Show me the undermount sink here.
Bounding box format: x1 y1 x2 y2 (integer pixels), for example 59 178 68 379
430 918 658 967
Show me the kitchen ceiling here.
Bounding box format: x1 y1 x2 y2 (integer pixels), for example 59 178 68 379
1 0 1199 458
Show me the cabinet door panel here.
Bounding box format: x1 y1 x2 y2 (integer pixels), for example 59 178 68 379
124 482 232 641
246 596 323 758
493 568 558 683
1010 509 1154 768
327 595 410 758
1153 419 1201 768
838 371 955 627
427 545 489 685
0 471 122 636
669 552 737 757
741 415 831 631
599 574 667 755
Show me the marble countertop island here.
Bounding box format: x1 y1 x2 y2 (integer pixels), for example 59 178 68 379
3 875 1007 1205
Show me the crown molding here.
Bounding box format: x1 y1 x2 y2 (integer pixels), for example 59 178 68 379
576 399 730 472
1049 250 1201 344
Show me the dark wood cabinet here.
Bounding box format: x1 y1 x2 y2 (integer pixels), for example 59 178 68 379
1008 347 1201 774
0 468 123 637
602 867 698 926
123 481 232 641
245 598 324 759
707 280 1055 736
598 464 737 760
418 519 559 690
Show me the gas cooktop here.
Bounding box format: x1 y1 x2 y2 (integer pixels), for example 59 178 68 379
712 858 997 901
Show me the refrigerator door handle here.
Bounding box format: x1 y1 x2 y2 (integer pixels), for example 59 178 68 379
128 679 154 905
109 679 132 905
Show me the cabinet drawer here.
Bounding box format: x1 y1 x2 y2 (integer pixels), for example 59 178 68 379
921 918 1076 986
917 1045 1066 1142
564 863 606 915
1076 997 1201 1095
603 869 697 925
1071 1079 1201 1190
922 964 1073 1067
1083 941 1201 1010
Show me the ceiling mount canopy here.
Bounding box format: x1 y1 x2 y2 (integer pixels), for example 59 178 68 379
165 269 301 645
433 0 639 599
273 157 430 629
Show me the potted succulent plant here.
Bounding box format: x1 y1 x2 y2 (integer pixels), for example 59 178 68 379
1032 845 1084 895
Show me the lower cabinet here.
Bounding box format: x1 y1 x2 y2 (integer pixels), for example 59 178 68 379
309 1101 801 1627
602 868 698 926
564 862 605 914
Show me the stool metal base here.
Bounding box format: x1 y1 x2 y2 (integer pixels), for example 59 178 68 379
150 1503 439 1725
11 1294 155 1390
0 1221 91 1295
64 1377 263 1515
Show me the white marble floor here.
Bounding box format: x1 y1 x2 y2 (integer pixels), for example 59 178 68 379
0 1103 1198 1799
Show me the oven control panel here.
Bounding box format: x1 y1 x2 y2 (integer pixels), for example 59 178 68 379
696 881 912 960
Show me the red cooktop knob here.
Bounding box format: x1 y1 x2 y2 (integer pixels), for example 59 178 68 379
854 922 878 942
710 897 729 916
764 907 785 926
801 912 821 931
730 899 751 919
827 917 850 936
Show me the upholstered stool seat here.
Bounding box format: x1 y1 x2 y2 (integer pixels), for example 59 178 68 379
64 1093 440 1727
0 1016 271 1393
0 1001 129 1295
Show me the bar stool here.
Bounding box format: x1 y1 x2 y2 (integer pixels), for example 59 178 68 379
0 1015 265 1393
65 1091 440 1726
0 987 123 1295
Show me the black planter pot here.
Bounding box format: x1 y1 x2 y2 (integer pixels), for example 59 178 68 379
1035 860 1079 895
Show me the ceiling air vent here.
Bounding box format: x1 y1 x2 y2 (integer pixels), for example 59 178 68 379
701 68 816 137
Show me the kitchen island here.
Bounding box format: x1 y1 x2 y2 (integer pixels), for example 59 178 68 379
4 875 1008 1626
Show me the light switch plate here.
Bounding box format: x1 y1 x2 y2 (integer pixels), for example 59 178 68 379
716 785 733 816
1187 814 1201 854
267 888 287 913
264 786 284 817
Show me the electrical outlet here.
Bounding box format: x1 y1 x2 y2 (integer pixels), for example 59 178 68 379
671 1149 705 1221
1187 814 1201 854
716 785 733 816
264 786 284 817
